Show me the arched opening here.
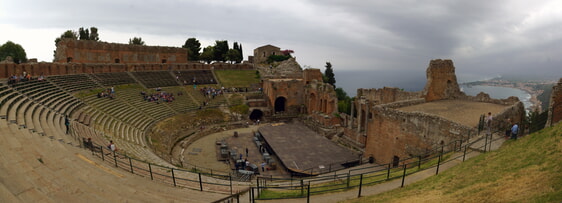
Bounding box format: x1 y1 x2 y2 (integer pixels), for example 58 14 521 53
392 156 400 168
274 97 286 113
249 109 263 120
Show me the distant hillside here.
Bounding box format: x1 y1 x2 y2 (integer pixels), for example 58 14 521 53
348 123 562 202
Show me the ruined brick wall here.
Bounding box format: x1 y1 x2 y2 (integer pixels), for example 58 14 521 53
303 68 323 84
0 62 253 78
357 87 422 104
253 45 281 64
363 97 525 164
262 79 305 114
54 39 188 64
305 80 337 115
422 59 464 102
546 78 562 127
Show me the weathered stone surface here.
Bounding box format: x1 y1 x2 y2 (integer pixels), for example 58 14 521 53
252 44 281 64
55 39 188 64
422 59 465 101
546 78 562 127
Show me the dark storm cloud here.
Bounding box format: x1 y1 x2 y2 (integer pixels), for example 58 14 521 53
1 0 561 82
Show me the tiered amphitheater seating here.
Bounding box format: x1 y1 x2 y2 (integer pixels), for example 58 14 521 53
115 84 176 120
160 86 200 112
90 72 136 86
130 71 178 88
0 119 225 202
173 70 217 85
48 74 99 92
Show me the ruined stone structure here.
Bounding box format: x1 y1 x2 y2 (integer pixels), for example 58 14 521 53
252 44 281 64
256 56 338 127
54 39 188 64
343 59 526 165
0 62 252 78
422 59 464 101
546 78 562 127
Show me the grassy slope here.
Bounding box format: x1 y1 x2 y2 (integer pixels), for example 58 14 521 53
214 70 260 87
347 123 562 202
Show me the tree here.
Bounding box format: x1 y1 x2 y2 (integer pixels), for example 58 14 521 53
129 37 145 45
199 46 215 64
78 27 100 41
225 49 241 63
335 87 352 114
213 40 229 62
0 41 27 63
89 27 99 41
55 30 78 45
182 38 201 61
323 62 336 87
233 42 243 63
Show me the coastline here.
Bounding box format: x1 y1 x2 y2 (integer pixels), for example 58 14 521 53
466 84 542 111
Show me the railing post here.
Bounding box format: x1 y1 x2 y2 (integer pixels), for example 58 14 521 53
256 177 260 197
300 179 304 196
113 151 117 167
436 153 442 175
401 164 407 187
171 168 176 187
346 172 350 188
463 145 468 162
386 163 391 180
229 175 233 195
100 146 104 161
129 157 133 174
148 163 153 180
198 173 203 191
418 156 422 169
484 133 488 152
358 174 363 197
306 184 311 203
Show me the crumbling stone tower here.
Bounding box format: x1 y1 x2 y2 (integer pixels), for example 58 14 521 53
546 78 562 127
422 59 464 102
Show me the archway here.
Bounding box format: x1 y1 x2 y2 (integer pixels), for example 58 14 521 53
249 109 263 120
274 97 286 113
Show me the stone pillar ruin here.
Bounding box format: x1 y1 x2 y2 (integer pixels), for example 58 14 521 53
546 78 562 127
422 59 464 102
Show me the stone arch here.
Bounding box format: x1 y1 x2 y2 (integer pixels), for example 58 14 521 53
249 109 263 120
274 97 286 112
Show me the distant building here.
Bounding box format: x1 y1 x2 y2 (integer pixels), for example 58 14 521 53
252 45 281 64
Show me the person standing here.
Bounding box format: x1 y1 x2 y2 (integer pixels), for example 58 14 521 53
511 122 519 140
261 162 266 172
64 116 70 134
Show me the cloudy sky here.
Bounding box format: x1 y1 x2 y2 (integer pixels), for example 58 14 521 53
1 0 561 94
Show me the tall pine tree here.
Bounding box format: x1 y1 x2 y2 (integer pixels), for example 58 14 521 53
323 62 336 87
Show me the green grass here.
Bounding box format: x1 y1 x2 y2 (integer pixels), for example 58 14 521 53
346 123 562 202
258 152 454 199
214 70 260 87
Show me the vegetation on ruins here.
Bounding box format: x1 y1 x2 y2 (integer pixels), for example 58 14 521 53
336 87 353 114
213 40 229 62
129 37 145 45
267 54 291 64
0 41 27 63
323 62 336 87
78 27 99 41
182 37 201 61
200 46 215 63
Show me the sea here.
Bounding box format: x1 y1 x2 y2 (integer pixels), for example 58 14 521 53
460 85 532 110
335 70 532 110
